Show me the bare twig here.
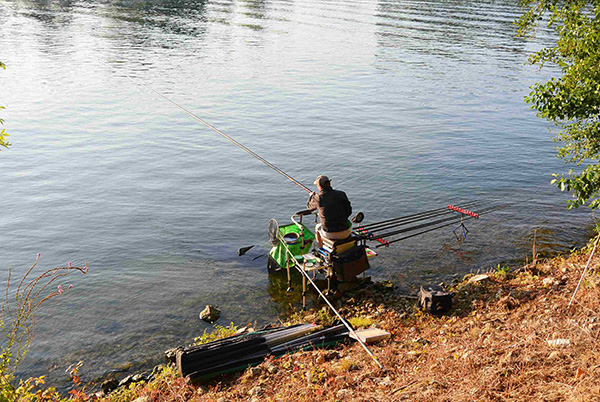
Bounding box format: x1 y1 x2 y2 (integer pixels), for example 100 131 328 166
1 254 88 377
391 380 418 395
533 228 538 265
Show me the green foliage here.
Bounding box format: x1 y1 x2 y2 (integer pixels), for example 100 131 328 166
0 375 67 402
312 307 336 326
518 1 600 208
193 322 238 345
101 382 140 402
494 264 511 279
288 306 336 326
0 60 9 150
348 316 374 329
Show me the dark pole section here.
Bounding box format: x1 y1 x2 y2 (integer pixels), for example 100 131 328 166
358 200 486 231
372 205 507 247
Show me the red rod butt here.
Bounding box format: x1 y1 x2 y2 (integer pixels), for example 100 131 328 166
448 204 479 219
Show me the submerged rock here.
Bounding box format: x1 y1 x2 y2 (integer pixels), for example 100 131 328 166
101 379 118 394
200 305 221 323
164 347 183 364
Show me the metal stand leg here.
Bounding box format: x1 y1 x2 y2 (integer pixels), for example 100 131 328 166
286 258 293 292
302 271 307 310
453 216 469 242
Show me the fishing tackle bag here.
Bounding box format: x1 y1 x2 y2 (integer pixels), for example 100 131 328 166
418 284 452 315
331 245 370 282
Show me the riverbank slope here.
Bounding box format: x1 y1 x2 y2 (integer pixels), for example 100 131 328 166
84 239 600 401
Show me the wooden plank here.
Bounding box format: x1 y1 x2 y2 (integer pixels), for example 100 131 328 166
349 328 391 344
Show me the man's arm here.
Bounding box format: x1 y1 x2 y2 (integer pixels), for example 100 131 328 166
344 195 352 218
307 192 319 210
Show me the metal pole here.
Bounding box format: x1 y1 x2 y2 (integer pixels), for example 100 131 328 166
569 236 600 309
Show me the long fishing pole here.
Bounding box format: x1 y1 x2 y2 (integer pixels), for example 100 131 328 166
358 200 487 230
375 208 501 248
359 200 488 233
373 204 503 240
108 62 312 194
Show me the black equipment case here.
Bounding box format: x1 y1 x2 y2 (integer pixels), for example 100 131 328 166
418 284 453 314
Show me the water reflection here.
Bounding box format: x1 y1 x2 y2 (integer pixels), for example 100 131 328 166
104 0 209 39
267 269 304 315
239 0 270 20
374 0 530 65
12 0 76 26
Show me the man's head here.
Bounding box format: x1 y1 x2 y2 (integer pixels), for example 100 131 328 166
314 175 331 190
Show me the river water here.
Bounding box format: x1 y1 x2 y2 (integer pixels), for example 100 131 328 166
0 0 594 389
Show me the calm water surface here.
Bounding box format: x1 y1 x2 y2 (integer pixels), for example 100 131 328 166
0 0 594 388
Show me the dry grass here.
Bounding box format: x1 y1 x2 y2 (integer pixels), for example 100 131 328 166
99 241 600 402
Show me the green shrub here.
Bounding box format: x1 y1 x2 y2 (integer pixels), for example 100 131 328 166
193 322 239 345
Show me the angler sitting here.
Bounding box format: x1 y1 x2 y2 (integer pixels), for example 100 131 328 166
307 175 352 248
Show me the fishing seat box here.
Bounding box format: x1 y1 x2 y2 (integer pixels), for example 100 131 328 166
331 244 370 282
321 236 356 255
418 284 453 315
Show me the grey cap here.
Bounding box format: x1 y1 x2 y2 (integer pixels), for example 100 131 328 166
314 175 331 187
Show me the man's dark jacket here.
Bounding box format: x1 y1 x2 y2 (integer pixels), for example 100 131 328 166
307 187 352 232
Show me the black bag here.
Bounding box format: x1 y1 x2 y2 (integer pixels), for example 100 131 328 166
331 245 370 282
418 285 452 314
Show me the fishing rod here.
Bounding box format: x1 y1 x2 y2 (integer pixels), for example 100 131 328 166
373 204 501 240
365 204 506 247
358 200 489 233
358 200 486 231
107 62 312 194
376 204 506 247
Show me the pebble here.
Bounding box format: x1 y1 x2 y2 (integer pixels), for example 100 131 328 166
132 374 145 382
249 386 263 396
118 375 132 387
265 363 278 374
547 339 571 348
199 305 221 323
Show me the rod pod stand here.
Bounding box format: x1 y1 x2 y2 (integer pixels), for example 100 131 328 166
452 214 469 242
